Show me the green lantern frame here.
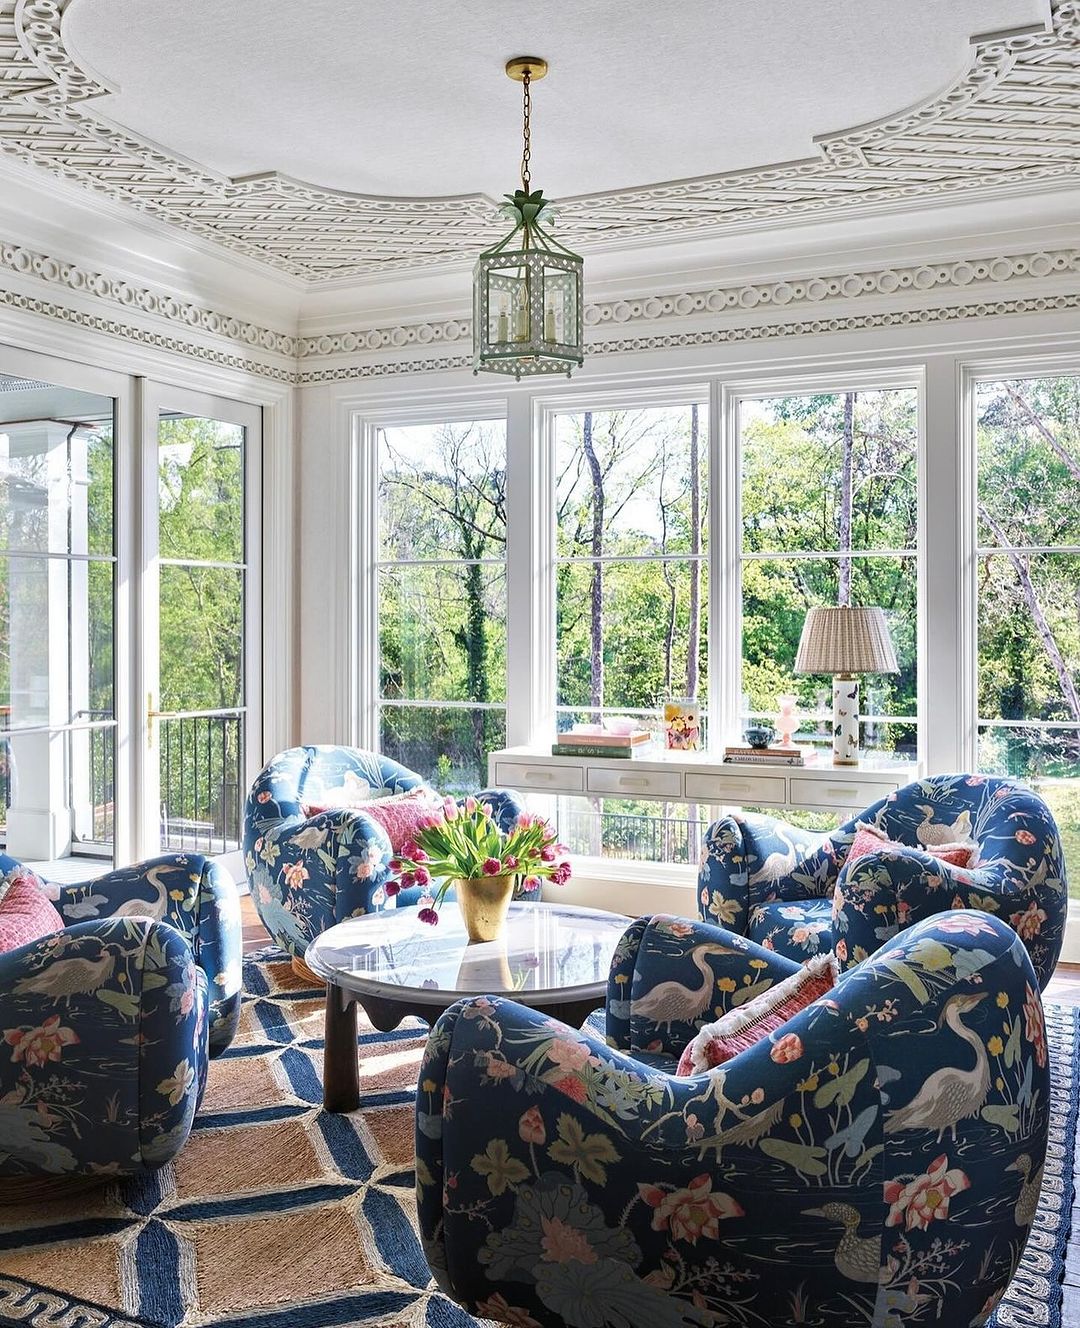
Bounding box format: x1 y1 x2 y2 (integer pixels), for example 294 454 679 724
473 190 584 379
473 57 584 381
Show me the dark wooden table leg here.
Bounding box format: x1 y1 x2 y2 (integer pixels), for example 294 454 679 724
544 997 604 1029
323 981 360 1113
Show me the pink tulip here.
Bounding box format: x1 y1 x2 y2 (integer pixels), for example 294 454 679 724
418 907 439 926
541 846 556 862
503 855 519 871
389 858 402 872
443 798 459 820
385 880 402 897
551 861 572 885
465 796 479 813
523 876 541 892
482 857 502 876
414 866 431 886
400 871 416 887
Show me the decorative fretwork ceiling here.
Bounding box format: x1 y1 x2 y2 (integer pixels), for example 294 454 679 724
0 1 1079 284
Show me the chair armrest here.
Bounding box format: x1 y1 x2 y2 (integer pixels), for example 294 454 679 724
247 809 395 958
699 814 832 933
474 787 523 832
606 913 801 1057
54 853 241 1055
0 918 206 1177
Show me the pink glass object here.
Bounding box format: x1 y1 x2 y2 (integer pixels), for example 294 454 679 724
775 693 799 747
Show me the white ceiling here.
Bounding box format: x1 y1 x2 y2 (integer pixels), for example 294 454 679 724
66 0 1047 200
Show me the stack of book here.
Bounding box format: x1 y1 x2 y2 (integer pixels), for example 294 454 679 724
552 729 655 759
724 744 806 766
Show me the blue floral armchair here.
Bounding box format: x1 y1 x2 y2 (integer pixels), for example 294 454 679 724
2 850 243 1054
243 745 524 956
417 910 1049 1327
698 774 1067 988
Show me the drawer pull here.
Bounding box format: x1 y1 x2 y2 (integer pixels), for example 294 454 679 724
826 787 860 800
618 776 648 788
525 770 554 782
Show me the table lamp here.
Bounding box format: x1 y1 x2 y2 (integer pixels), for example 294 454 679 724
794 605 899 766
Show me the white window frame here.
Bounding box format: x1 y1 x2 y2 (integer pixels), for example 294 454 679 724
353 399 511 763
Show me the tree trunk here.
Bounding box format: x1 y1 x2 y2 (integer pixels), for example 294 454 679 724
1005 382 1080 485
839 392 855 605
582 412 605 717
981 505 1080 723
687 404 701 698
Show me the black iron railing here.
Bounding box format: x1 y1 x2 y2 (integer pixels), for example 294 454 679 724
159 709 243 855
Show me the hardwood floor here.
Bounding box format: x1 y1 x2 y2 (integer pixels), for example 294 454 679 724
238 895 1080 1316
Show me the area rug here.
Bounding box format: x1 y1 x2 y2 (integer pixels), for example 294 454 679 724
0 950 1074 1328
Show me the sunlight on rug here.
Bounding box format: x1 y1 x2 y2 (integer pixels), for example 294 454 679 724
0 947 1073 1328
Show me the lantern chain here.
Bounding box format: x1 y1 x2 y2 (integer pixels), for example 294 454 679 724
521 69 532 194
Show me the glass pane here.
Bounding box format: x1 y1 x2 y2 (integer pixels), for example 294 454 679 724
978 724 1080 901
741 555 916 750
379 421 506 561
741 389 917 554
977 552 1080 722
380 564 506 704
0 554 114 727
555 405 708 558
556 559 708 714
520 793 708 866
158 711 244 855
380 704 506 795
71 724 115 847
977 377 1080 547
0 401 114 556
159 564 243 711
159 415 244 565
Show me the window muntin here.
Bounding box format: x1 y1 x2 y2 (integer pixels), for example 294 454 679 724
739 389 919 760
376 419 507 792
976 377 1080 891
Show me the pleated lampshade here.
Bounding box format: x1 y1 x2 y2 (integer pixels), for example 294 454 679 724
794 605 899 676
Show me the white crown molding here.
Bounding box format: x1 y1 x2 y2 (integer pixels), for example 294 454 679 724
2 231 1080 385
1 1 1079 282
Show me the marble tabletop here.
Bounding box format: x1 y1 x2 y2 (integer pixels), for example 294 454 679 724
305 901 631 1006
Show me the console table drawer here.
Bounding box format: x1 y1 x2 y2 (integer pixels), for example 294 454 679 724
494 761 584 793
587 766 683 799
685 771 787 805
789 776 898 809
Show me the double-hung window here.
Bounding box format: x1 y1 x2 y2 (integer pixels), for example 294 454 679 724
376 419 508 792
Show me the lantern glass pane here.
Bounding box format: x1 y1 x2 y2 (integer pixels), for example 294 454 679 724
542 266 578 346
486 265 529 346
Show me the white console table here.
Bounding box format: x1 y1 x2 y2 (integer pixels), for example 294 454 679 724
488 747 921 816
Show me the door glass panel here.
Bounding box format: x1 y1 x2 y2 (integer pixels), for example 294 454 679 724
155 412 246 855
0 376 116 869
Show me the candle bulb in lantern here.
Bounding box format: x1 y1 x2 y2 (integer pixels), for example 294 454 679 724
544 303 556 341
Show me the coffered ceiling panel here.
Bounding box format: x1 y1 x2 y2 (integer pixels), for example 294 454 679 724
0 0 1076 284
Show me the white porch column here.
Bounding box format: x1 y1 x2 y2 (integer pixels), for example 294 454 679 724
5 421 79 859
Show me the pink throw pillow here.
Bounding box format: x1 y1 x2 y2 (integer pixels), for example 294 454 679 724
302 787 445 853
846 824 974 870
0 871 63 953
676 953 838 1075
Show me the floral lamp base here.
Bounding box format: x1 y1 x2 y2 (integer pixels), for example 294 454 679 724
832 675 860 766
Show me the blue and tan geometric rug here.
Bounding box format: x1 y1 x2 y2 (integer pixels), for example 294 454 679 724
0 948 1075 1328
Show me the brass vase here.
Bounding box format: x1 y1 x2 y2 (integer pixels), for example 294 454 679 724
455 874 515 943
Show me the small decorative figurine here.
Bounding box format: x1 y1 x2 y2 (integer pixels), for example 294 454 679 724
775 693 800 747
743 723 775 749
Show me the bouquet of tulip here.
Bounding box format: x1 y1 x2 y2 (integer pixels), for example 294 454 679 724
389 796 571 929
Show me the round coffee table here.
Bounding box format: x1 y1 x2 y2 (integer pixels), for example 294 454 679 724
305 900 631 1112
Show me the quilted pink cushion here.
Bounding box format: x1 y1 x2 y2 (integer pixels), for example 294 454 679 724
676 953 838 1075
0 871 63 953
846 825 974 870
302 787 445 853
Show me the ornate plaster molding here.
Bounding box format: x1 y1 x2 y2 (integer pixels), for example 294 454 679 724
0 1 1078 281
295 290 1080 384
297 247 1080 358
0 237 298 356
2 235 1080 384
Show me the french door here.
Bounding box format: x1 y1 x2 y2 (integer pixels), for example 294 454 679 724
137 384 261 872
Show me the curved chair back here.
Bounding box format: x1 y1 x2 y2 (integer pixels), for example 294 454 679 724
243 744 424 856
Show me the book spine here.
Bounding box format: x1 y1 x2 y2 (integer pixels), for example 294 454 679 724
551 744 653 759
723 755 804 766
